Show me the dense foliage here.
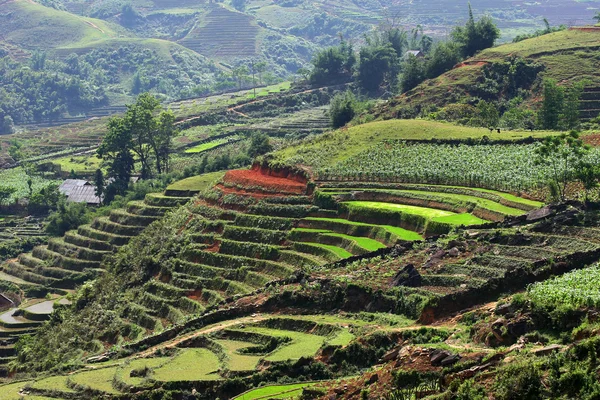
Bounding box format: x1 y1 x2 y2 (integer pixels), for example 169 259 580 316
314 142 600 193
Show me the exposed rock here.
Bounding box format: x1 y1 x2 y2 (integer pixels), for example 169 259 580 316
526 206 554 222
380 347 400 363
87 355 110 363
440 354 461 366
448 247 460 257
430 350 452 366
366 373 379 385
533 344 562 356
507 317 533 337
391 264 422 287
494 303 513 316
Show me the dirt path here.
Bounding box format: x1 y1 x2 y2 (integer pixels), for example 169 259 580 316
136 314 270 358
225 86 342 118
82 19 105 34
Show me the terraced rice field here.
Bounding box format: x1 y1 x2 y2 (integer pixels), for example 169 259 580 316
179 5 259 60
0 313 400 398
234 382 317 400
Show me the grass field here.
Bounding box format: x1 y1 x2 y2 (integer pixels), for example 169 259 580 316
118 357 169 387
303 218 424 241
235 382 316 400
322 232 387 251
233 327 327 362
29 375 76 393
215 340 262 371
152 348 221 381
70 367 120 393
273 119 555 170
343 202 488 226
0 0 118 51
166 171 226 192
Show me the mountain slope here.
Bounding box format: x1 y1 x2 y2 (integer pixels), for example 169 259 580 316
379 27 600 119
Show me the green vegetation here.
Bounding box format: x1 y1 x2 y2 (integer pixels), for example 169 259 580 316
303 217 424 241
343 201 488 226
216 340 262 371
166 171 226 192
234 327 327 362
152 349 221 381
528 263 600 309
70 367 120 393
235 383 316 400
185 138 235 154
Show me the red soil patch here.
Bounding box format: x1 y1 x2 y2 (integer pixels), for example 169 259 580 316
583 133 600 147
223 167 307 195
455 60 489 69
570 27 600 32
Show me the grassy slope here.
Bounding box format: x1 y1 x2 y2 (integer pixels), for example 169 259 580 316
385 28 600 114
271 119 555 168
166 171 226 192
0 0 121 50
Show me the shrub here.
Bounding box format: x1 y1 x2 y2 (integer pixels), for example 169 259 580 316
330 91 356 128
494 361 542 400
45 200 91 237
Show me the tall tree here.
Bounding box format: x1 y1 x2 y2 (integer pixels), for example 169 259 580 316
538 79 564 130
451 4 500 57
357 44 400 92
94 169 105 203
561 82 584 130
97 116 135 197
148 110 177 175
98 93 176 192
534 131 588 201
400 54 426 93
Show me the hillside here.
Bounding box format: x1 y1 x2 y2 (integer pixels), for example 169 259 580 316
380 27 600 120
2 5 600 398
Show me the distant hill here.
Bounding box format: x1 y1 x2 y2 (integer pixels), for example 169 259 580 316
377 27 600 120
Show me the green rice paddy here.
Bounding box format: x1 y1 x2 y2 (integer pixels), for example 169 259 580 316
184 137 233 154
232 327 327 362
152 348 221 381
166 171 226 192
302 218 423 241
215 340 262 371
234 382 316 400
300 242 353 258
343 202 489 226
321 232 386 251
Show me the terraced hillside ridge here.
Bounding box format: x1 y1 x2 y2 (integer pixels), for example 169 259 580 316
381 28 600 117
179 5 259 60
308 203 600 323
0 186 199 291
580 86 600 121
0 296 70 377
0 312 422 398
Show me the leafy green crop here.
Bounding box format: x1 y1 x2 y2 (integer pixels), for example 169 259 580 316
528 264 600 309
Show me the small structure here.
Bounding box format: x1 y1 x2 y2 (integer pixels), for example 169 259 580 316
404 50 425 59
58 179 101 205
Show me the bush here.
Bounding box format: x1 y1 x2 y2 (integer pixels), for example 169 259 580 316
45 200 90 236
330 91 356 128
494 361 542 400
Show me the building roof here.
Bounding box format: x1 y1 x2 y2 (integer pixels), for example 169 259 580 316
65 185 102 205
405 50 424 58
59 179 91 196
59 179 101 205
